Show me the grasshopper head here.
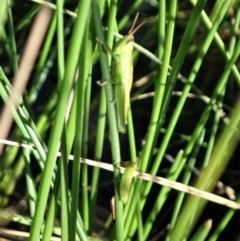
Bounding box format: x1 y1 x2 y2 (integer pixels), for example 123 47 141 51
114 13 145 47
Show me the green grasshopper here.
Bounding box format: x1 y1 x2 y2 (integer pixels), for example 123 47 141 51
98 13 145 133
120 159 139 204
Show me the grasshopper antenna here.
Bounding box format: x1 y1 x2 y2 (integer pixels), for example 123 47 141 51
128 12 146 35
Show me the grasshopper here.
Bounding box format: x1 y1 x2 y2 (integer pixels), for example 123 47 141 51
120 159 139 204
98 13 145 133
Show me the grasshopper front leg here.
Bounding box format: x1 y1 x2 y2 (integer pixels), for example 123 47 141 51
95 38 116 86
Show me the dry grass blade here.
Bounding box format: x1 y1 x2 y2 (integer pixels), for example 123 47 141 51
0 139 239 210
